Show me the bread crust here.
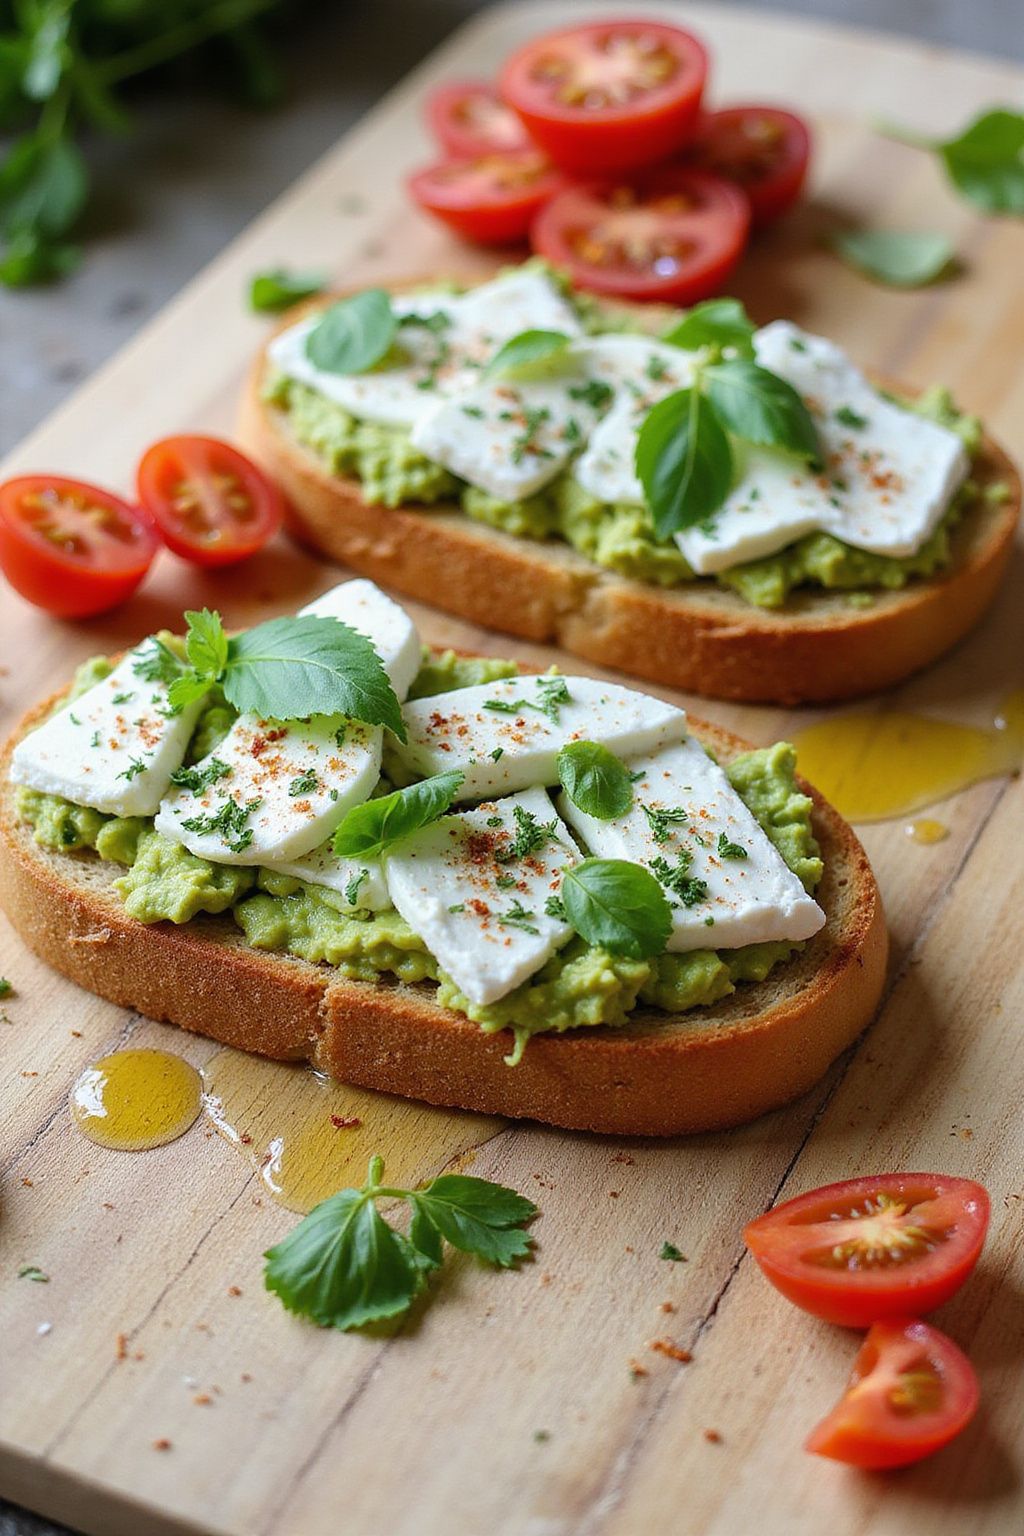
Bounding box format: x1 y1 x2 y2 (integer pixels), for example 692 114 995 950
239 291 1020 705
0 697 886 1136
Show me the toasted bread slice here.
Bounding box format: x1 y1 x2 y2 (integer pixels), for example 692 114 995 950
239 295 1019 706
0 699 886 1136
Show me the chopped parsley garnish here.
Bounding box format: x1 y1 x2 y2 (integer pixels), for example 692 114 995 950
568 378 613 410
461 404 485 419
170 757 231 793
111 691 132 704
789 337 807 353
651 852 708 908
447 903 465 914
495 873 517 890
642 804 688 843
490 747 504 761
17 1264 48 1281
399 308 451 334
132 638 183 685
499 803 559 864
0 978 11 998
344 869 369 907
835 405 868 430
717 831 747 860
486 815 503 828
511 405 552 465
629 769 646 783
334 725 347 749
483 675 571 726
544 894 567 921
563 415 582 445
498 901 539 936
90 731 101 748
68 713 81 726
660 1242 687 1262
288 769 319 798
116 756 148 782
645 355 669 382
181 797 261 854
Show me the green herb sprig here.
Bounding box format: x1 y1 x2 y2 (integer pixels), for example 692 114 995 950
639 298 819 540
165 609 405 739
263 1156 537 1333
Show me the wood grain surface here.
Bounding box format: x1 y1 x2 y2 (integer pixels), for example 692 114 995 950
1 4 1023 1534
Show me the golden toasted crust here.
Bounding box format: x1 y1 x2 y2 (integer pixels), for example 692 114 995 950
0 697 886 1135
239 291 1020 705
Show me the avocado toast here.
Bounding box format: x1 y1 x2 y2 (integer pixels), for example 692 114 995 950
0 579 885 1135
241 266 1019 705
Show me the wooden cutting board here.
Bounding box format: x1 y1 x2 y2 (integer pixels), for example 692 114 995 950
2 4 1023 1533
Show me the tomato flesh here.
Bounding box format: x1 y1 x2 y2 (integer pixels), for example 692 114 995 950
683 105 811 224
408 149 564 245
744 1173 989 1327
530 169 750 303
0 475 158 617
426 80 530 157
807 1320 980 1469
136 435 283 568
500 20 708 173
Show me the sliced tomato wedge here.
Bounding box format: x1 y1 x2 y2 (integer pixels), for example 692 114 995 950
136 435 283 568
500 19 707 173
0 474 158 617
807 1320 980 1469
744 1173 990 1328
530 169 750 303
683 105 811 224
408 149 564 245
426 80 531 158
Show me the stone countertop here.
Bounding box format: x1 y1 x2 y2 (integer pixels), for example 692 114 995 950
0 0 1018 1531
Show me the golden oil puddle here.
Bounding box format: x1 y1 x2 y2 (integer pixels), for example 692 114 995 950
905 818 949 845
70 1048 203 1151
792 690 1024 822
201 1049 507 1213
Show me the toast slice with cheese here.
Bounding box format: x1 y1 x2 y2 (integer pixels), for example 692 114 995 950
0 693 886 1138
240 280 1019 706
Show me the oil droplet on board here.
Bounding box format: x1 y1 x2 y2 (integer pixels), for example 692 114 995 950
70 1048 202 1151
792 690 1024 822
905 818 949 845
201 1049 506 1213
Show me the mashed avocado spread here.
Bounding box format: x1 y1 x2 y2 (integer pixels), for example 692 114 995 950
17 649 822 1061
265 270 992 611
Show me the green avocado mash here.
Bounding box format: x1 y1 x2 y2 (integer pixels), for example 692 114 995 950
16 651 822 1059
266 276 992 611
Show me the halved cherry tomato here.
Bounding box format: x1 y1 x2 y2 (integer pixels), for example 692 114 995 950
0 475 158 617
744 1174 989 1328
136 435 283 568
807 1320 980 1469
408 149 564 245
426 80 531 158
500 19 708 173
530 169 750 304
683 105 811 225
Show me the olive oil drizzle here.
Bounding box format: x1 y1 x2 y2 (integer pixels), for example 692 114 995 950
70 1048 203 1151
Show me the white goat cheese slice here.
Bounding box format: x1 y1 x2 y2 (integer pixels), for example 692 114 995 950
558 737 825 951
384 786 577 1006
675 321 970 575
298 578 421 700
263 843 390 911
155 715 381 865
573 335 700 505
394 676 686 799
267 268 583 430
9 642 203 818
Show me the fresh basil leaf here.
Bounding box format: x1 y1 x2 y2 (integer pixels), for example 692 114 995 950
224 616 406 739
832 229 955 288
704 359 819 458
23 2 70 101
305 288 396 375
264 1187 425 1332
485 329 572 379
662 298 756 358
560 858 672 959
408 1176 538 1269
939 108 1024 216
250 267 327 313
635 387 734 540
557 741 633 820
183 608 228 680
166 671 213 713
332 769 463 859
